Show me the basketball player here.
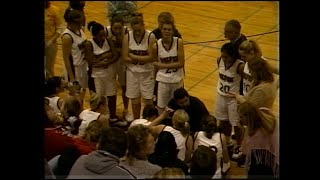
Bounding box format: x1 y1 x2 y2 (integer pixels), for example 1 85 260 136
122 12 157 120
151 11 183 106
152 19 185 113
215 42 245 155
45 76 67 115
152 12 182 40
106 14 132 121
61 8 87 103
84 21 127 125
238 39 279 95
68 1 86 27
224 19 247 97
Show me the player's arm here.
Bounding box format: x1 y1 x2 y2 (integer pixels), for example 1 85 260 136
83 40 108 68
128 33 157 63
121 33 133 63
61 34 75 82
104 37 120 66
154 38 185 69
151 42 158 62
237 62 245 75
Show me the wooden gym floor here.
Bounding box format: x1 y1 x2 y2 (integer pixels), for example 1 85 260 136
48 1 279 178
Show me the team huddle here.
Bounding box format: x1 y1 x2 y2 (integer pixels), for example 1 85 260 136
44 1 279 179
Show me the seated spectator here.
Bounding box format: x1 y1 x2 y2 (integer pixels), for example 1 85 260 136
149 109 193 163
129 105 159 127
193 114 231 178
189 145 218 179
78 93 110 137
120 125 161 178
67 127 135 179
153 167 186 179
148 131 189 175
45 99 103 160
48 146 81 179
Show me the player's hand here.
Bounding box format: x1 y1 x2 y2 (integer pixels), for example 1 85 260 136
164 106 174 113
153 62 161 68
226 91 237 98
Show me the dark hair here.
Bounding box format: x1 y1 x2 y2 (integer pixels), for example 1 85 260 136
173 88 189 100
63 96 82 117
149 131 178 162
110 14 125 25
190 145 217 178
160 18 176 32
142 105 159 119
55 146 81 179
226 19 241 33
87 21 104 36
69 0 85 11
131 12 144 26
158 12 174 22
45 76 62 97
97 127 128 158
202 115 218 139
64 8 83 23
221 42 238 60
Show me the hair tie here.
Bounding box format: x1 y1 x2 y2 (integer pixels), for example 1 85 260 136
90 26 93 33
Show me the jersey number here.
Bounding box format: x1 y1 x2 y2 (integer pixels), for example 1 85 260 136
243 82 250 93
166 68 178 73
220 82 230 93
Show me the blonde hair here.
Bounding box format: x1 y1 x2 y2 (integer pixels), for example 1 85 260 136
239 39 262 58
89 93 107 111
153 167 186 179
172 109 190 136
83 120 104 143
238 102 276 136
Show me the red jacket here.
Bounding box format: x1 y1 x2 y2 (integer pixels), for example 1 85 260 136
44 128 96 160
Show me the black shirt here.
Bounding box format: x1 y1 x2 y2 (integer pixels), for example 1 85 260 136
231 33 247 60
168 96 209 133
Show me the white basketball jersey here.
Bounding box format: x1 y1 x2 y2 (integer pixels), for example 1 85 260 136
242 56 268 95
46 96 61 114
78 109 101 137
163 126 187 161
89 39 116 78
129 119 151 128
242 62 253 95
62 28 87 66
156 37 184 83
127 30 153 72
217 58 244 96
194 131 223 178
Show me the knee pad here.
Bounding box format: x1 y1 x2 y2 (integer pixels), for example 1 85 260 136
131 98 141 104
144 99 153 106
